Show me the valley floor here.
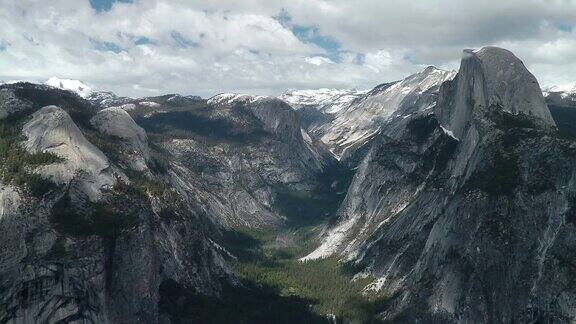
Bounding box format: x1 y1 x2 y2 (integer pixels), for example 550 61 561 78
223 227 388 324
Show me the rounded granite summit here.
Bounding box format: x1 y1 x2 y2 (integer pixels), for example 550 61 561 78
467 46 555 125
437 46 556 139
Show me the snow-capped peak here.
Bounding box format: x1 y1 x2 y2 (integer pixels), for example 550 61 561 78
543 82 576 99
207 93 265 106
45 77 94 99
279 88 366 114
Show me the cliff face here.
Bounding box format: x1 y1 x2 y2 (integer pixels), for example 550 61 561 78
141 93 337 229
0 84 235 324
436 47 555 140
306 47 576 322
0 83 341 323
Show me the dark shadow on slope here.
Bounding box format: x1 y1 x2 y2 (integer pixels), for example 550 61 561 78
549 104 576 140
219 229 264 262
295 105 335 130
158 279 329 324
275 162 355 228
3 82 98 129
135 109 268 144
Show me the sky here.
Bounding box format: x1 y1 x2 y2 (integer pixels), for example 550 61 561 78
1 0 576 98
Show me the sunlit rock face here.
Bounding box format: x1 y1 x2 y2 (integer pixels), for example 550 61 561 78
307 47 576 323
23 105 116 201
436 47 555 139
283 67 455 161
92 106 151 171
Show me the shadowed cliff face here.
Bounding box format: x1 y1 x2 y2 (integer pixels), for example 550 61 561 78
306 46 576 322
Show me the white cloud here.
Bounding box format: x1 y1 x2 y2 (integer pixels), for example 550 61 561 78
304 56 334 66
0 0 576 97
364 50 394 72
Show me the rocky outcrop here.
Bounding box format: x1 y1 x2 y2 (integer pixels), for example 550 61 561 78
0 86 235 324
0 88 31 120
22 105 116 201
0 184 20 219
91 107 151 171
306 46 576 322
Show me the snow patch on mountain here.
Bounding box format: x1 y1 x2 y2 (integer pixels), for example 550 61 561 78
45 77 94 98
543 82 576 99
318 66 456 159
544 82 576 95
207 93 265 106
279 88 365 114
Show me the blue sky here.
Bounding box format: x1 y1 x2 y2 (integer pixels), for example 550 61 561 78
89 0 132 12
1 0 576 97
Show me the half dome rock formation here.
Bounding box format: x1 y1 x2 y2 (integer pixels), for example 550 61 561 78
22 105 116 201
91 107 151 171
305 46 576 322
437 47 556 139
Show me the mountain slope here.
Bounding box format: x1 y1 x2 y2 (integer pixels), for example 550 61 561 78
306 46 576 322
0 83 235 323
283 67 456 161
129 92 339 229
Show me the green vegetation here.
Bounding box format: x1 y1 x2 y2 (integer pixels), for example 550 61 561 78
0 120 62 197
135 107 268 145
211 161 383 322
236 256 383 322
221 227 386 323
549 104 576 140
50 189 140 238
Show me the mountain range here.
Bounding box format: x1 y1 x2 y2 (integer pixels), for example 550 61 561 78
2 46 576 323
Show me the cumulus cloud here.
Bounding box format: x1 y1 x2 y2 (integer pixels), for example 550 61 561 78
0 0 575 97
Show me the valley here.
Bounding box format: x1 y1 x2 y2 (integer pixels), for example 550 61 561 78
2 46 576 323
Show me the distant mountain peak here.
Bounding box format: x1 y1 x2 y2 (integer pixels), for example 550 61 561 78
543 82 576 100
207 92 266 106
279 88 366 114
45 77 94 99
